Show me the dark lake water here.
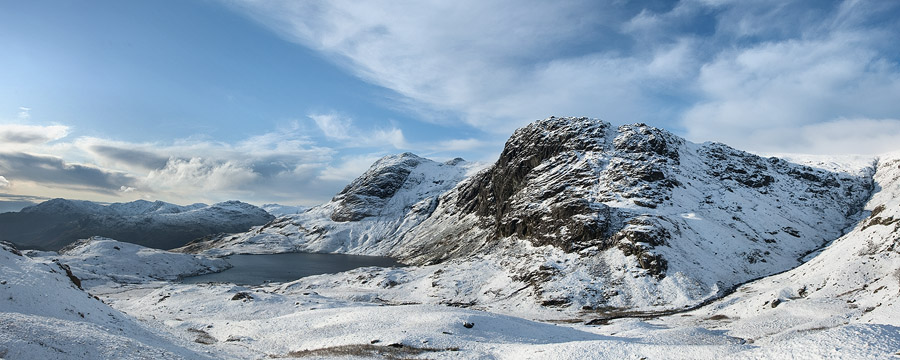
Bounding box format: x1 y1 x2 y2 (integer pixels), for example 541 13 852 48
180 252 405 286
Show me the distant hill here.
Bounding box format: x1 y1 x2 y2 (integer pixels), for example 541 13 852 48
0 199 274 251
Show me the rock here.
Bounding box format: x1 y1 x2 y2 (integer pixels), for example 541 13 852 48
0 241 22 256
52 260 82 290
770 298 782 308
231 292 253 301
462 322 474 329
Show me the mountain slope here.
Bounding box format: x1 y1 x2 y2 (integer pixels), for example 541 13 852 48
0 199 273 250
179 153 480 256
657 152 900 342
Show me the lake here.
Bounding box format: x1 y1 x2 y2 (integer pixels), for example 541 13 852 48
181 252 405 286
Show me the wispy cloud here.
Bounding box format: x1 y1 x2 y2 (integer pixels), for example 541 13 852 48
311 113 353 140
226 0 900 154
309 112 408 149
0 176 9 188
17 107 31 121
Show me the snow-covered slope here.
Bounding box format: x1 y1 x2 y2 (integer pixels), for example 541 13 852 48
34 237 230 288
0 241 213 359
0 199 274 250
180 153 481 256
205 117 875 317
656 152 900 343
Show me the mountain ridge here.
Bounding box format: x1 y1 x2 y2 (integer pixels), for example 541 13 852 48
0 199 274 250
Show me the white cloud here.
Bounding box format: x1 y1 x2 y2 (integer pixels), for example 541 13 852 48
431 138 489 153
318 155 383 182
227 0 663 133
0 124 69 146
17 107 31 120
145 157 259 193
308 113 408 149
742 118 900 155
0 176 9 188
682 32 900 152
310 113 353 140
228 0 900 155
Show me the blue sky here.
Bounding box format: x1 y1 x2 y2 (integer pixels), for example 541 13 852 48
1 0 899 210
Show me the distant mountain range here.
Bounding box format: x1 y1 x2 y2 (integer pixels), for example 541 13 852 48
0 199 273 250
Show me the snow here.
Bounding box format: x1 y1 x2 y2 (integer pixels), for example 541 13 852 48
31 237 230 288
649 153 900 349
0 242 216 359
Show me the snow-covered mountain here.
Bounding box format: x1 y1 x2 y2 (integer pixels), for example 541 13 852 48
0 199 273 250
178 153 483 255
188 117 875 316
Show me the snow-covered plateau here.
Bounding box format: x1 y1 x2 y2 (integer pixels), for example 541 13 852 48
2 117 899 359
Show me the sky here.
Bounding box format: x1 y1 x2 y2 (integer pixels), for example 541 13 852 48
1 0 899 211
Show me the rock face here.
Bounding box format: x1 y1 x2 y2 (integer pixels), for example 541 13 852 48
0 199 274 250
198 116 875 314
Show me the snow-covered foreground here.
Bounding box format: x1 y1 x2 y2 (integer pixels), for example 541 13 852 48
4 230 898 359
89 278 900 359
0 241 216 359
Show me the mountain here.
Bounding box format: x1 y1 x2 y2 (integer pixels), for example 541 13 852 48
185 117 874 316
177 152 482 255
0 199 274 251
